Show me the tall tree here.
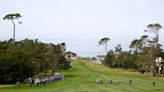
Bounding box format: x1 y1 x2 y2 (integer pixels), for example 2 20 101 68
144 23 162 76
129 35 148 53
144 23 162 46
99 37 110 54
114 44 122 67
115 44 122 55
129 39 141 52
3 13 22 44
140 35 148 47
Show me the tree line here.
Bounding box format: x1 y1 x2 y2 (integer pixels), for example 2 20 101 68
101 23 164 76
0 39 71 83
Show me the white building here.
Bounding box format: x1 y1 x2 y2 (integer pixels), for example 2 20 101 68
92 55 105 64
65 51 77 60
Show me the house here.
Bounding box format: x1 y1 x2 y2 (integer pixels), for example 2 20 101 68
156 57 164 66
65 51 77 60
155 57 164 74
93 55 105 64
97 55 105 61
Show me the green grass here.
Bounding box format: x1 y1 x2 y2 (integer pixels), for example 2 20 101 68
0 60 164 92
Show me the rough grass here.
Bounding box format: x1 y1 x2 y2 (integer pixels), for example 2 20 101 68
0 60 164 92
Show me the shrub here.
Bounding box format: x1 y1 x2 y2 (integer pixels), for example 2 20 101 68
139 69 146 74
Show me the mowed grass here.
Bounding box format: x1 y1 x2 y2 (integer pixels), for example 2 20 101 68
0 60 164 92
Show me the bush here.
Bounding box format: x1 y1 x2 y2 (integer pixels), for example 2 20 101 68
139 69 146 74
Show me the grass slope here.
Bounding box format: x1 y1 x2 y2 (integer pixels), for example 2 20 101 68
0 60 164 92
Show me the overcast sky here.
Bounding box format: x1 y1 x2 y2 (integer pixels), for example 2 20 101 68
0 0 164 57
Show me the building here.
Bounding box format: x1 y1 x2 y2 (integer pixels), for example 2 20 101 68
155 57 164 74
97 55 105 61
156 57 164 66
65 51 77 60
92 55 105 64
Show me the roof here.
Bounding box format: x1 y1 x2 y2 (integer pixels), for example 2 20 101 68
65 51 77 56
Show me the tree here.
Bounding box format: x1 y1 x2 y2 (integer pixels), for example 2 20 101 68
0 39 70 83
119 51 137 69
103 50 115 67
99 37 110 54
140 35 148 48
129 39 141 53
115 44 122 55
130 35 148 53
144 23 162 76
144 23 162 46
3 13 22 44
114 44 122 67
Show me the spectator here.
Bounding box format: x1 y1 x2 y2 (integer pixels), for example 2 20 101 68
109 80 112 84
16 80 20 86
129 80 132 85
152 82 155 87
